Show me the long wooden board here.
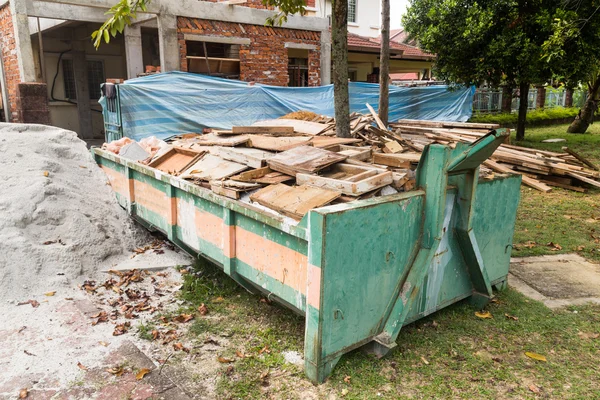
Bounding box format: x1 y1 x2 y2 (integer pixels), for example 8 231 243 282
191 133 250 147
483 160 552 193
373 153 421 168
211 147 274 168
230 166 294 184
230 126 296 136
247 135 312 152
249 183 341 220
253 119 326 135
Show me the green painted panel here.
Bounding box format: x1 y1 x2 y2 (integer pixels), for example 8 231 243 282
471 176 521 282
236 214 308 256
134 204 170 233
95 154 126 174
319 194 424 357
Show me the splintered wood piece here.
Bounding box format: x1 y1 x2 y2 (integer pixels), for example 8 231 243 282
373 153 421 168
383 141 404 154
296 164 393 196
310 136 363 149
210 180 262 199
247 135 312 152
230 166 294 184
231 126 296 136
483 160 552 193
181 154 248 181
249 184 341 220
192 133 250 147
148 147 205 175
253 119 326 135
267 146 348 176
366 103 387 130
338 146 372 161
211 147 274 168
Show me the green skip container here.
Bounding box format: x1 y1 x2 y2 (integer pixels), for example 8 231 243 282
93 129 521 383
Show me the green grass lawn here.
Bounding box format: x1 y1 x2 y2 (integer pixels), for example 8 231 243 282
510 123 600 262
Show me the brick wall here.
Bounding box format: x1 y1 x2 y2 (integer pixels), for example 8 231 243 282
0 4 21 121
177 17 321 87
203 0 273 10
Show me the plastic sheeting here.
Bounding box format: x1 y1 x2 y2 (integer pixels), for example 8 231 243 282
102 71 474 141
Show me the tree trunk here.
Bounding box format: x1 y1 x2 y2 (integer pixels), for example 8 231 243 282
516 82 529 141
565 88 573 108
567 78 600 134
535 85 546 109
332 0 351 138
378 0 390 127
501 85 513 113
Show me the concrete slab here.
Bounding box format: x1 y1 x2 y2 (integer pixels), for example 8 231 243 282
509 254 600 308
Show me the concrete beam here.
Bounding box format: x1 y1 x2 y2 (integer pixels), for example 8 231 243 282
320 30 331 85
124 25 144 79
11 0 37 82
157 14 179 72
28 1 154 24
285 42 317 50
34 0 329 31
184 33 251 45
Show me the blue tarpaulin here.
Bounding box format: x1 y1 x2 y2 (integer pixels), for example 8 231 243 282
102 71 474 141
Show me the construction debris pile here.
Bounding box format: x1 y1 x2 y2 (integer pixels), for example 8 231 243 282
102 106 600 221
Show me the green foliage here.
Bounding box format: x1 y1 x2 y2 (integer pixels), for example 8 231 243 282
92 0 149 49
262 0 307 26
402 0 556 88
470 107 580 125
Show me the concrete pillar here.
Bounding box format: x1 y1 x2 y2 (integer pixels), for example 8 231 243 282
72 49 93 139
320 29 331 85
9 0 37 82
124 25 144 79
157 14 179 72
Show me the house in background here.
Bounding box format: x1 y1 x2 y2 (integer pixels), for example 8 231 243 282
0 0 330 139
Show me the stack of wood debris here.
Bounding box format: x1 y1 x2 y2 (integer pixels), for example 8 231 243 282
113 104 599 221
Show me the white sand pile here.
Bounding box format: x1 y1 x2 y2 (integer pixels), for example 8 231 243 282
0 123 149 301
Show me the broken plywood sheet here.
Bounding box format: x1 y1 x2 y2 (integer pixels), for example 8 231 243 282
211 146 274 168
253 119 326 135
296 163 392 196
247 135 312 152
267 146 347 176
249 183 341 220
191 133 250 147
230 166 294 185
181 154 248 181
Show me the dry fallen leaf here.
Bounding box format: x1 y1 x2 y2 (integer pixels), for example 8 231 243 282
198 303 208 315
77 362 88 370
505 313 519 321
213 296 224 303
152 330 160 340
43 171 49 177
475 311 493 319
547 242 562 251
343 375 351 384
174 313 194 323
19 388 28 398
173 342 190 352
136 368 151 380
529 384 541 393
98 341 109 347
106 366 124 376
525 352 547 362
44 291 56 297
577 331 600 340
113 322 131 336
225 365 234 376
420 356 430 365
218 356 234 363
17 300 40 308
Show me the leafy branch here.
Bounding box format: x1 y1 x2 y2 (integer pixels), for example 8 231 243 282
91 0 150 49
262 0 307 26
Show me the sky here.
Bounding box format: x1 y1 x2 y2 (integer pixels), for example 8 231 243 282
390 0 410 29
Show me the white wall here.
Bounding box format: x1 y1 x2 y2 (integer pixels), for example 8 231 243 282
322 0 381 37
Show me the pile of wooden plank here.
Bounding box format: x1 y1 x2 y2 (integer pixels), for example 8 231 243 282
139 105 599 221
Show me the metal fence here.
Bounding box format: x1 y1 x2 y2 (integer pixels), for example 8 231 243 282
473 88 586 113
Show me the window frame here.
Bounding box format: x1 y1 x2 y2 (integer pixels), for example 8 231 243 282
348 0 357 24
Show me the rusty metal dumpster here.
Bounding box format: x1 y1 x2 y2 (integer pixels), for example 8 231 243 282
93 129 521 383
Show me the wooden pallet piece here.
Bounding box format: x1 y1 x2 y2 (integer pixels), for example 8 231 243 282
296 164 393 196
210 180 262 200
148 147 205 175
249 184 341 220
267 146 348 176
373 153 421 168
310 136 363 149
230 166 294 184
